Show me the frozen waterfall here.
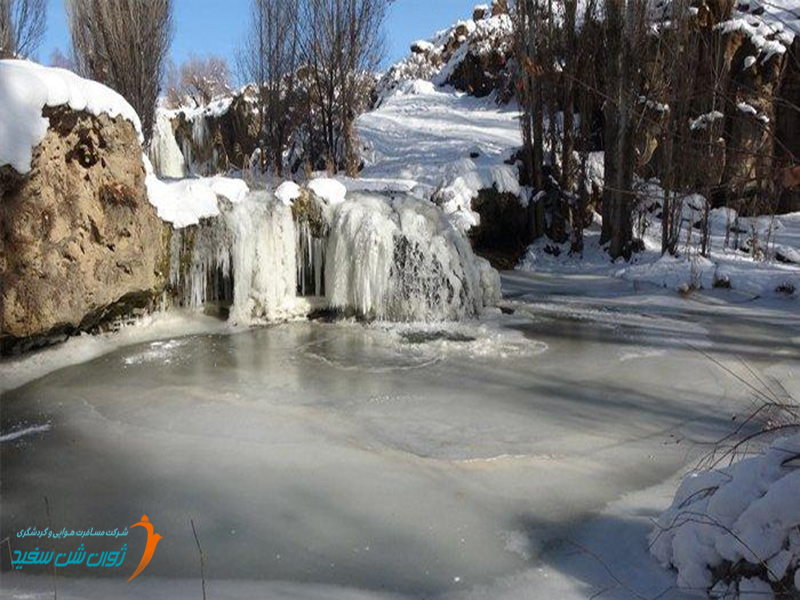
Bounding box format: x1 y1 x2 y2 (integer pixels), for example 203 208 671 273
326 194 500 321
170 192 298 322
149 111 187 179
170 188 500 323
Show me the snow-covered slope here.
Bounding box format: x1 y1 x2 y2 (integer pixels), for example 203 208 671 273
357 80 523 230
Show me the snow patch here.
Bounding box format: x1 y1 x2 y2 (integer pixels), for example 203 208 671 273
308 177 348 206
650 433 800 594
275 181 302 205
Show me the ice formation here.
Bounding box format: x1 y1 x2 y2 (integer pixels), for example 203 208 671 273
170 187 499 323
296 219 327 297
326 194 498 321
171 192 298 322
149 110 187 178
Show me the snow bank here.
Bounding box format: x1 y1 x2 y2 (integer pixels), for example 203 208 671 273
650 432 800 597
357 78 523 232
308 177 348 206
146 167 250 228
436 162 522 231
0 59 142 173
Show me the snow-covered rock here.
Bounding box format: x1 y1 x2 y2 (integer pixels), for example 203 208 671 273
145 160 250 229
308 177 347 206
275 181 302 205
0 66 166 350
0 59 142 174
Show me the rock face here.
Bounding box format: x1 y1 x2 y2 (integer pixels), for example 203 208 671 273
1 106 168 353
169 91 260 176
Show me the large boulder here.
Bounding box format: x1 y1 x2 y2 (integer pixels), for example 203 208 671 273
1 106 169 353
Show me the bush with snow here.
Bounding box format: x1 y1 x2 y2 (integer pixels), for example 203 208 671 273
650 432 800 599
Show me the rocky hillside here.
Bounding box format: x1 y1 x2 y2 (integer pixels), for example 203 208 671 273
374 0 515 104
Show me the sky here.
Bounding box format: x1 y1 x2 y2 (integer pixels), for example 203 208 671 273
41 0 477 80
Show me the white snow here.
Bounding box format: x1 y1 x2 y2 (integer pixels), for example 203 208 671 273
357 80 523 231
145 168 250 228
737 101 758 116
0 59 142 173
519 176 800 298
275 180 302 205
308 177 348 206
689 110 724 132
715 15 794 62
650 433 800 596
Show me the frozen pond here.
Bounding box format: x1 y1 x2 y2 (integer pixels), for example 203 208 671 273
1 272 798 599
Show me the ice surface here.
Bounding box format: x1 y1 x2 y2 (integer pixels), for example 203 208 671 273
2 272 797 600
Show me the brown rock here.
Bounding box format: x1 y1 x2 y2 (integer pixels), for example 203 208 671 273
1 106 169 353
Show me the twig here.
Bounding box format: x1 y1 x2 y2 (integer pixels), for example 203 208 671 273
190 518 207 600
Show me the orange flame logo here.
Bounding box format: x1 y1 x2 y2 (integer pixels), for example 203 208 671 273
127 515 162 581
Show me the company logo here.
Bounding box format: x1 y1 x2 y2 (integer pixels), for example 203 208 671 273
11 514 163 582
127 515 163 581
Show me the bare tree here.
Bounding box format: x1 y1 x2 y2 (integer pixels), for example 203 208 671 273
299 0 389 175
49 47 74 70
600 0 648 259
169 53 232 107
0 0 46 59
238 0 302 175
67 0 174 143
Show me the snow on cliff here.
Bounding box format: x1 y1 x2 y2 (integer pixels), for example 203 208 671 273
0 59 142 173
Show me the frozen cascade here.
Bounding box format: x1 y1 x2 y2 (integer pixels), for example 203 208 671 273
170 192 298 321
169 188 499 323
326 193 499 321
149 111 187 178
227 195 297 322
